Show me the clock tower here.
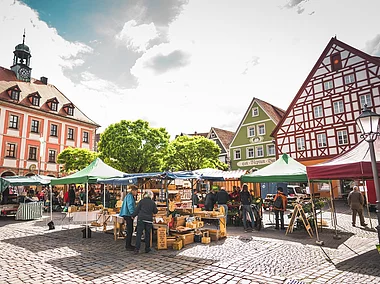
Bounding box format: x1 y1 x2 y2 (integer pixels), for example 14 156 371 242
11 32 32 82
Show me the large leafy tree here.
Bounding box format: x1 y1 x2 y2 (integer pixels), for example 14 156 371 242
165 135 228 171
98 119 170 173
57 147 98 173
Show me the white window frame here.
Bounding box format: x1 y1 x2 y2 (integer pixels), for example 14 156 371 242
83 131 89 143
317 133 327 148
344 74 355 84
333 100 344 114
247 126 255 137
360 94 372 107
314 105 323 118
258 124 265 135
252 107 259 117
323 80 333 90
246 147 254 159
337 130 348 145
267 144 275 156
296 137 305 151
255 145 264 157
233 149 241 160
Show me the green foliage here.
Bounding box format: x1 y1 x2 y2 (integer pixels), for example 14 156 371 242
98 119 170 173
57 147 98 173
164 135 225 171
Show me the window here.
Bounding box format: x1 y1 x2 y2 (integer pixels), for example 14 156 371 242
360 94 372 108
234 149 241 160
67 128 74 140
50 124 58 137
317 133 327 148
31 96 40 106
10 90 20 100
333 101 344 114
247 126 255 137
344 74 355 84
323 80 333 90
246 147 254 158
29 146 37 160
83 131 89 143
252 107 259 117
67 107 74 116
31 120 39 133
256 146 264 157
296 137 305 150
331 53 342 71
6 143 16 158
51 102 58 111
314 105 323 118
267 144 275 156
9 115 19 129
258 124 265 135
337 130 348 145
48 150 56 163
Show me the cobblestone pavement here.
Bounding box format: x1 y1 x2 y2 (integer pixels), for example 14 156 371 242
0 201 379 284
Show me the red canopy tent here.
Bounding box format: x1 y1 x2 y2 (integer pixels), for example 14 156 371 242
307 138 380 180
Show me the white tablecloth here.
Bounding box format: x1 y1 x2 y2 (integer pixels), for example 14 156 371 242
71 210 100 222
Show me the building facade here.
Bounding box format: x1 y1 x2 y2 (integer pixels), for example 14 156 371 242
272 37 380 196
0 37 99 177
229 98 285 171
206 127 234 166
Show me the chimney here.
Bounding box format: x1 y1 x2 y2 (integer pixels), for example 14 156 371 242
40 76 48 85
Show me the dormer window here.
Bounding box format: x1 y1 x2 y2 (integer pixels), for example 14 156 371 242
51 102 58 111
46 98 59 111
28 92 41 106
7 86 21 101
63 103 75 116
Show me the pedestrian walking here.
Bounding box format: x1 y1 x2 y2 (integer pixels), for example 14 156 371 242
131 190 158 254
120 186 138 250
347 186 367 227
273 187 287 230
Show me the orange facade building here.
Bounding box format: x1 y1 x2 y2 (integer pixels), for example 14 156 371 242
0 37 99 177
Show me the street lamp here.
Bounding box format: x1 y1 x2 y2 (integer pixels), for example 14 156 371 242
355 104 380 245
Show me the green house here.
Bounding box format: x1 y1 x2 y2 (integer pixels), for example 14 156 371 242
229 98 285 171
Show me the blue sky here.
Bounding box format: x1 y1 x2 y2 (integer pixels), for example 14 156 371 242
1 0 380 138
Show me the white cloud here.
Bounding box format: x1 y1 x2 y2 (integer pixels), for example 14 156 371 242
115 20 159 52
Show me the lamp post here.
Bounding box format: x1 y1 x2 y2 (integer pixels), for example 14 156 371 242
355 105 380 244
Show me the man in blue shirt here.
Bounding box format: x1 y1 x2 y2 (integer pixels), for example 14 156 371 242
120 186 138 250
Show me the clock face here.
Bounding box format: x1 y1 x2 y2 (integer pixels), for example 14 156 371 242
18 67 30 79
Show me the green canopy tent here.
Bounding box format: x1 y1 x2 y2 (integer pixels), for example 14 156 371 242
241 153 308 183
0 177 10 194
50 158 124 237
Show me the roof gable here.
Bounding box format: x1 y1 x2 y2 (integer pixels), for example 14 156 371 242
207 127 235 153
272 37 380 137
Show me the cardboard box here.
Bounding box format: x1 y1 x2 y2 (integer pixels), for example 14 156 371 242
201 237 211 244
173 240 183 250
209 231 220 241
173 216 186 228
166 237 177 248
186 222 197 229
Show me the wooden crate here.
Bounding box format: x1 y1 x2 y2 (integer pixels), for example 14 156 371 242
173 240 183 250
156 227 167 250
201 237 211 244
172 232 195 245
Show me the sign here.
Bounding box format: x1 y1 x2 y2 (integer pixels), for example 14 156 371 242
29 164 37 171
237 158 276 167
157 227 167 250
319 183 330 192
249 136 264 144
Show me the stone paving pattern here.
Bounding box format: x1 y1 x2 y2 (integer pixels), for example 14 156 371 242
0 201 379 284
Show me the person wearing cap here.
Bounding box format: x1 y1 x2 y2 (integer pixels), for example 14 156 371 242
131 190 158 254
119 185 138 250
273 187 287 230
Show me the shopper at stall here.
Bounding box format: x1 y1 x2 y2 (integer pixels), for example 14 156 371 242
216 187 230 217
241 184 254 232
273 187 287 230
132 190 158 254
230 186 241 203
204 190 216 211
347 186 367 227
120 186 138 250
192 189 199 207
68 185 76 206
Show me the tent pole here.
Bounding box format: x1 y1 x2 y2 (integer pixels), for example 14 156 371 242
86 183 89 238
362 178 373 229
329 181 340 239
103 184 106 208
309 180 323 245
50 185 53 222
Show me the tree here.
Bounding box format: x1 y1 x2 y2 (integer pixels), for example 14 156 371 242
98 119 170 173
164 135 228 171
57 147 98 173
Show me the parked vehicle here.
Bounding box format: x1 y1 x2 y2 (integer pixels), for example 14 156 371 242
0 194 19 216
286 185 310 204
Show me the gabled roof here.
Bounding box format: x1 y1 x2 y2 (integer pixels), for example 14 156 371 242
271 37 380 137
0 66 100 127
230 97 285 147
208 127 235 152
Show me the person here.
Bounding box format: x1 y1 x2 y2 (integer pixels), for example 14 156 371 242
240 184 254 232
273 187 287 230
101 188 111 208
131 190 158 254
68 185 76 206
192 189 199 207
63 190 69 209
216 187 230 217
230 186 240 203
347 186 367 227
120 186 138 250
204 190 216 211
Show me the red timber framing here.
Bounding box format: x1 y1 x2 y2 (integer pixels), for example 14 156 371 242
272 37 380 162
